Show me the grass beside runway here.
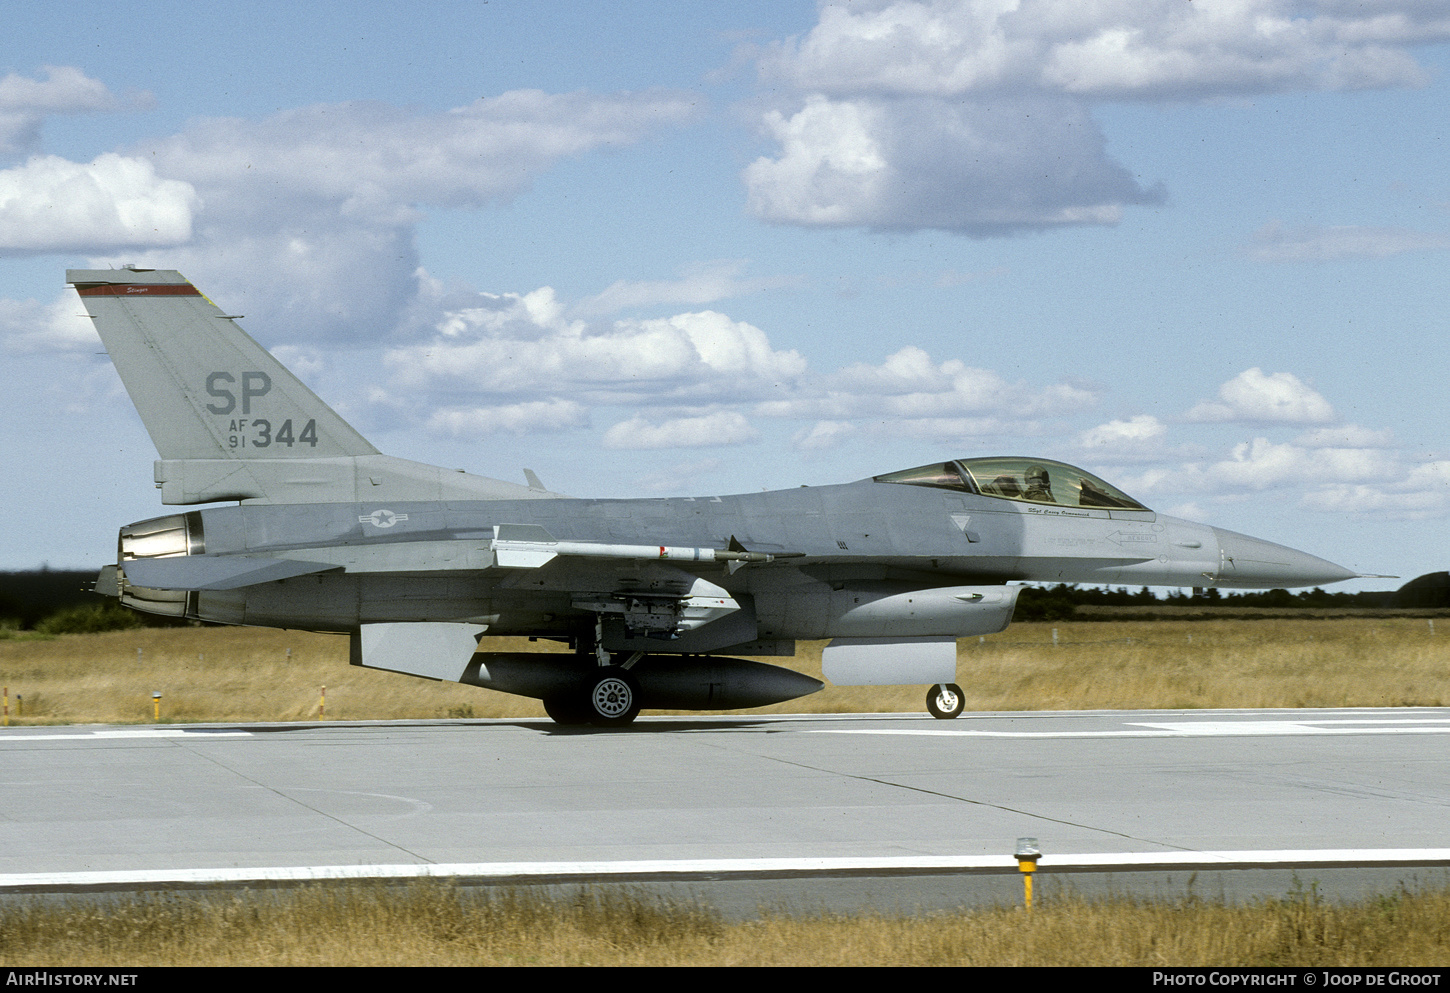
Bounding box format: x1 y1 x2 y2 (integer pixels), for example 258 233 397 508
3 880 1449 966
0 616 1446 725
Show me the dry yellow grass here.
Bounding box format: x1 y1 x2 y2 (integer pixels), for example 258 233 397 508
943 617 1450 712
0 626 552 724
0 616 1445 725
4 882 1449 966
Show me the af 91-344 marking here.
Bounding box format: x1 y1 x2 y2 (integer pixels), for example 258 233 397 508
225 417 319 450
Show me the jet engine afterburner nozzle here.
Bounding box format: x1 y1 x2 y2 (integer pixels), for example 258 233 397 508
115 512 205 617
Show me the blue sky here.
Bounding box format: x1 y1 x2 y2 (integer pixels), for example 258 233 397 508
1 1 1447 590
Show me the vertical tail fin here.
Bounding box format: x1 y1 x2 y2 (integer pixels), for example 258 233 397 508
70 267 541 505
70 268 376 461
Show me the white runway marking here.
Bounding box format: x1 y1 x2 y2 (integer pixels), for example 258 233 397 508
5 849 1450 893
810 718 1450 739
0 729 252 742
1132 720 1450 736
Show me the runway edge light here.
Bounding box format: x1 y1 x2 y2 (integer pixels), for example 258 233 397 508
1016 837 1041 912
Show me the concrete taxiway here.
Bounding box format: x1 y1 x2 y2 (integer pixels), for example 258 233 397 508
3 708 1448 915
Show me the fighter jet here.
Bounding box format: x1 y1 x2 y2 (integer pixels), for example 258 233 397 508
72 267 1360 725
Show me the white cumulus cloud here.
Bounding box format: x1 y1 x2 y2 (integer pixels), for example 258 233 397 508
760 1 1450 100
389 295 805 408
744 94 1158 233
1080 414 1167 449
1301 484 1447 517
0 66 138 155
1208 437 1382 490
0 66 123 114
0 154 197 253
745 1 1449 234
760 345 1098 420
375 276 810 441
143 90 699 221
0 292 98 353
385 276 1109 448
572 260 800 317
1103 413 1446 520
427 400 589 437
604 411 759 449
875 416 1021 440
1187 368 1335 424
793 420 858 451
1300 461 1450 518
107 89 700 342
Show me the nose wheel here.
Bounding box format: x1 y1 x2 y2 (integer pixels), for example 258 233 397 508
926 683 965 720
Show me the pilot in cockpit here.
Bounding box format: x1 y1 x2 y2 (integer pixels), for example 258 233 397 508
1022 464 1055 503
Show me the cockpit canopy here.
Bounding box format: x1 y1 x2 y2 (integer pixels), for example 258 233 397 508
874 457 1148 511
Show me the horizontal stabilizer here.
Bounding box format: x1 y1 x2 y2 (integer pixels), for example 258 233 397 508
122 555 339 591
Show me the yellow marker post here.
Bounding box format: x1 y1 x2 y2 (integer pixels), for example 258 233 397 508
152 692 161 722
1015 837 1041 912
319 685 326 719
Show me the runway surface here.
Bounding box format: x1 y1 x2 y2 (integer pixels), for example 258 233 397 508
3 708 1448 913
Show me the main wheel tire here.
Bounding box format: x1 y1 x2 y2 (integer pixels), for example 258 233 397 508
543 694 592 726
586 669 642 727
926 683 965 720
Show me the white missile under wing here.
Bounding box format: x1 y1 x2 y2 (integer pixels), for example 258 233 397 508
72 267 1361 725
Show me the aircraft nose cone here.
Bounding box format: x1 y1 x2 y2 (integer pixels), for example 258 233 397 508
1211 527 1358 588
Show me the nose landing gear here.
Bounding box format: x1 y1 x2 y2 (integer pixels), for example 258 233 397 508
926 683 965 720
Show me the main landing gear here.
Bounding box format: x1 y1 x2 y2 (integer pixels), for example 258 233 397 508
583 667 641 726
542 644 644 727
926 682 965 720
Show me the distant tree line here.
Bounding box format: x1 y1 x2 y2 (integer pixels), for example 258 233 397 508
0 569 184 633
1 570 108 629
1013 576 1447 622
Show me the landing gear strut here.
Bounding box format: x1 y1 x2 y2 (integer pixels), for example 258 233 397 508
926 683 965 720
